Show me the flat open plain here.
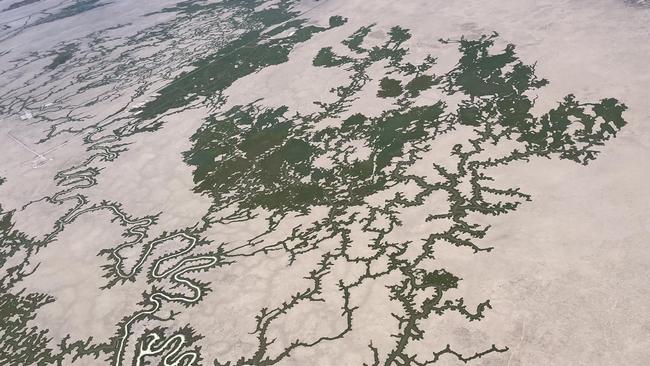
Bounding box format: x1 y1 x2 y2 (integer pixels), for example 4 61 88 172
1 1 649 365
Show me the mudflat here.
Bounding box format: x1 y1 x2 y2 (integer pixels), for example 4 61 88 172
1 1 649 365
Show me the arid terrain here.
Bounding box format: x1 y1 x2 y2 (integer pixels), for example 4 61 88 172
1 1 649 365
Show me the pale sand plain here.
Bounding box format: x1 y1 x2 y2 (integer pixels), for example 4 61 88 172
0 0 649 365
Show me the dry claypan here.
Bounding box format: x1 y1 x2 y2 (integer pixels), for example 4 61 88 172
1 0 649 365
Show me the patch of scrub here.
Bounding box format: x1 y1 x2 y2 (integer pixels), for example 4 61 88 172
3 0 43 12
46 44 78 70
34 0 109 27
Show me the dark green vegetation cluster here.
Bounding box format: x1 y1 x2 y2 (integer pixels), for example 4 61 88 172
46 44 78 70
0 179 53 365
136 9 346 120
183 27 626 366
34 0 108 27
3 0 42 12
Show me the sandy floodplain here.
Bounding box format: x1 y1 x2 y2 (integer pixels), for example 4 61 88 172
0 0 649 365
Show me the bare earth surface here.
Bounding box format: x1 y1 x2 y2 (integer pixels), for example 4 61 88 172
1 1 649 365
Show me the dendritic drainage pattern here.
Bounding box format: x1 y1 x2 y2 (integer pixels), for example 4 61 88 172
0 1 630 365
